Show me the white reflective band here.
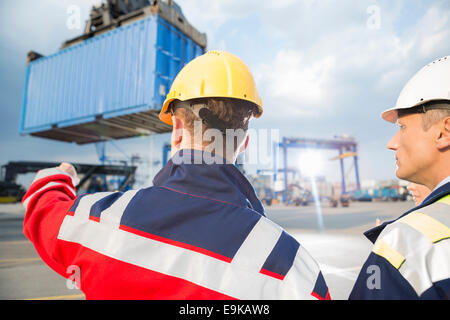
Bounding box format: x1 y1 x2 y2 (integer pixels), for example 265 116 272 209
33 167 78 188
23 182 76 210
426 240 450 289
100 190 139 229
283 246 321 296
57 213 318 299
399 211 450 243
231 217 282 272
72 192 114 220
372 238 405 269
378 204 450 297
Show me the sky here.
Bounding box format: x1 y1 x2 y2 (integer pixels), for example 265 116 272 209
0 0 449 189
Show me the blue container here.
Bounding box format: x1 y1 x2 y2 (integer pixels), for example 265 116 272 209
20 15 205 144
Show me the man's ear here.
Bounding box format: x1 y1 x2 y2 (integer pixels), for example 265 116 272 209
171 115 184 149
436 117 450 151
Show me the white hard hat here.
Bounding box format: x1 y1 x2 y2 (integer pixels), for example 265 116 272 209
382 56 450 123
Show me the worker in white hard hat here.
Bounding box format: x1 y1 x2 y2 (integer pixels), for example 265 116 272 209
350 56 450 300
21 50 330 300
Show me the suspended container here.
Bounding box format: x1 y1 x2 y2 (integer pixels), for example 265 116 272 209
20 0 206 144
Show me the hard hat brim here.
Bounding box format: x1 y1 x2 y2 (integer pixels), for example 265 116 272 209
381 106 399 123
159 98 175 126
159 96 263 127
381 99 442 123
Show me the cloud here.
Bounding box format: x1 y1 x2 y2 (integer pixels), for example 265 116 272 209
176 0 258 31
414 5 450 57
0 0 97 54
258 1 449 120
255 50 336 118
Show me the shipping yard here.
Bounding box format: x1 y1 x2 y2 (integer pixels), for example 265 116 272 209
1 0 449 302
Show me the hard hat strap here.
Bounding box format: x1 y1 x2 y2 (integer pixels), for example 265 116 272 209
398 100 450 117
169 100 229 135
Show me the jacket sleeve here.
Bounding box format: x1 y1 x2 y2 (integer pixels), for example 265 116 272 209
22 167 79 278
349 252 419 300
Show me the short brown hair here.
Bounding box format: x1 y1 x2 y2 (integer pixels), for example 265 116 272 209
170 98 260 152
172 98 259 131
397 102 450 131
422 108 450 131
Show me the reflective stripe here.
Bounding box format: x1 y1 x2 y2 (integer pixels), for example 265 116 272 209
379 221 432 295
100 190 139 229
427 241 450 287
23 182 76 210
372 238 405 269
284 245 321 297
415 201 450 234
399 211 450 243
374 193 450 296
57 192 319 299
231 217 282 272
57 214 318 299
33 167 78 187
73 192 114 220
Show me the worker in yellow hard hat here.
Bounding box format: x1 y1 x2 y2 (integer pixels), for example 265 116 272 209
152 50 330 299
21 50 329 300
159 50 263 164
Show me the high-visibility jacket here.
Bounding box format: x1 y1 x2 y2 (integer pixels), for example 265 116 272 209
22 149 330 300
350 180 450 299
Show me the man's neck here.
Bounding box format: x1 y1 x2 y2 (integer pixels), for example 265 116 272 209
432 175 450 192
172 145 237 164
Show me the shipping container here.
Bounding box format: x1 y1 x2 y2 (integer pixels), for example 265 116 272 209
20 5 205 144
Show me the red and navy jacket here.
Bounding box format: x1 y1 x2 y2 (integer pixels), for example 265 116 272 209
349 181 450 300
22 149 330 300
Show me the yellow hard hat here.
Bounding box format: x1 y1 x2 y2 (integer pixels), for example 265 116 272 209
159 50 263 126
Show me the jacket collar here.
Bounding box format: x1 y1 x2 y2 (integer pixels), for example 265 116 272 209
152 149 265 216
364 181 450 243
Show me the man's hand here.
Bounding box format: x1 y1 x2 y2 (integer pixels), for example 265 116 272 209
57 162 80 187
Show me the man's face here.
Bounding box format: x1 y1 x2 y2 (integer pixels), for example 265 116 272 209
386 113 437 183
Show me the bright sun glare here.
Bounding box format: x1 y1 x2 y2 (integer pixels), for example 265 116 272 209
299 151 324 177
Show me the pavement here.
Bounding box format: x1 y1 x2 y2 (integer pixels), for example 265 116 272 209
0 200 414 300
0 203 84 300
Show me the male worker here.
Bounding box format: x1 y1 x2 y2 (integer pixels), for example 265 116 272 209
22 50 330 300
350 56 450 299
